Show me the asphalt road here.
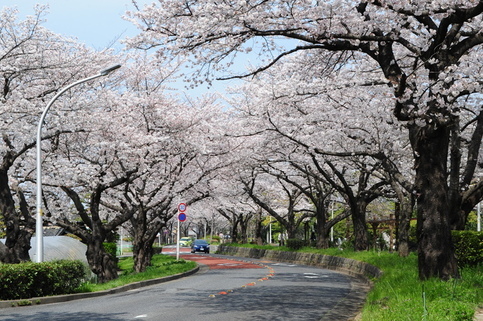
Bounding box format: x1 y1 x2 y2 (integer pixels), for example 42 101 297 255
0 249 364 321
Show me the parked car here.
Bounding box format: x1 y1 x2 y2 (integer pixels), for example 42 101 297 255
191 239 210 253
179 237 193 247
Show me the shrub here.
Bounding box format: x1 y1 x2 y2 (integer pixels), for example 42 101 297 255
452 230 482 267
0 260 87 300
103 242 117 258
286 238 307 250
152 246 163 254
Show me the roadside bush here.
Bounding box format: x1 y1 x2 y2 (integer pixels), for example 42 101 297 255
452 230 482 267
286 238 307 250
103 242 117 258
0 260 87 300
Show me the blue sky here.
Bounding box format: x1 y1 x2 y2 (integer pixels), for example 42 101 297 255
4 1 246 99
7 0 153 50
7 0 225 97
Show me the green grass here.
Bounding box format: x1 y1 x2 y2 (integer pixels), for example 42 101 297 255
75 254 197 293
359 253 481 321
226 244 482 321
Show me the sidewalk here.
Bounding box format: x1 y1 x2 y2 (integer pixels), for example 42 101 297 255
475 308 483 321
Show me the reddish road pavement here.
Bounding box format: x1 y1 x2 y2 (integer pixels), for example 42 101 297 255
162 246 264 270
162 246 275 297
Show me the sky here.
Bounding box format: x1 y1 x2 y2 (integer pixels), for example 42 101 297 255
8 0 152 50
3 1 247 99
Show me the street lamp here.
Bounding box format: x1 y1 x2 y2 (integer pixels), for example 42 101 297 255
35 64 121 263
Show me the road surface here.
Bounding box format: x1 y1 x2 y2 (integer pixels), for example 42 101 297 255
0 247 365 320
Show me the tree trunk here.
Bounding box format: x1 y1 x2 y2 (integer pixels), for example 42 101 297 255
131 208 150 273
231 219 239 243
352 201 369 251
315 227 330 249
131 217 159 273
395 198 413 257
314 200 330 249
253 210 264 246
86 239 119 283
130 215 163 273
240 217 249 243
133 239 154 273
410 124 459 280
0 169 33 263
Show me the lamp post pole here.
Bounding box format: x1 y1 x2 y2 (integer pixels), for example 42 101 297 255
35 64 121 263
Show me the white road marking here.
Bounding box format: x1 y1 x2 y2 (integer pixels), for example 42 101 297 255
304 273 319 279
272 263 297 267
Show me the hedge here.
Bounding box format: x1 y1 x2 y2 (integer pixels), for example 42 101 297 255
103 242 117 258
286 238 307 250
452 230 482 267
0 260 87 300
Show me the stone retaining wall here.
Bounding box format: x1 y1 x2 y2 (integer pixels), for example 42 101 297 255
217 245 382 281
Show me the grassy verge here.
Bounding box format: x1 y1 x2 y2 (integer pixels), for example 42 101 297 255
225 244 482 321
76 254 197 293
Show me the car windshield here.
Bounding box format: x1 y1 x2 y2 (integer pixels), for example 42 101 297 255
194 240 208 245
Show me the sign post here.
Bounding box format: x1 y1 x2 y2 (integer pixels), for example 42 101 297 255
176 203 187 260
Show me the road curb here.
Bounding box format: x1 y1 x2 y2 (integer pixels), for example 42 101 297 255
0 265 200 309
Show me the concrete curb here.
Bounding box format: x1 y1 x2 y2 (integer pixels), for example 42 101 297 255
216 245 383 321
0 265 200 309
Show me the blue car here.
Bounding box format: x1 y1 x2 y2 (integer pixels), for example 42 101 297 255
191 239 210 253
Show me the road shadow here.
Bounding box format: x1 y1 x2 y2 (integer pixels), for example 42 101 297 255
0 311 126 321
191 268 368 321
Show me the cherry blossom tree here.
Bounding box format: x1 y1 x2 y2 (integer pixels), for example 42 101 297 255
99 54 231 272
216 195 258 244
240 165 311 240
186 200 231 240
34 52 206 278
4 34 177 280
227 50 411 251
198 146 263 244
30 59 146 282
55 172 137 283
0 6 117 263
126 0 483 280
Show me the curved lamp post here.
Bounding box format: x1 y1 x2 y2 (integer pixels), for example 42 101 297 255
35 64 121 263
